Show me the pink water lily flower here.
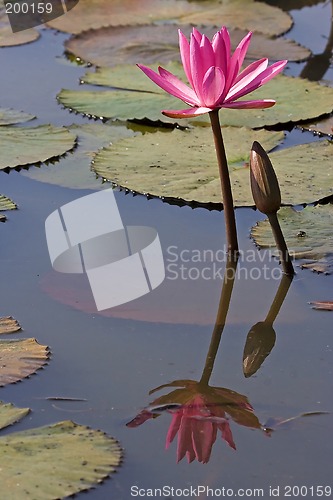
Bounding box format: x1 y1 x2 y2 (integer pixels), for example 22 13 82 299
137 27 287 118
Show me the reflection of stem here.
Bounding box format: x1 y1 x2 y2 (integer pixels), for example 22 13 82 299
200 255 238 386
265 274 294 325
300 0 333 81
209 110 239 255
267 212 295 276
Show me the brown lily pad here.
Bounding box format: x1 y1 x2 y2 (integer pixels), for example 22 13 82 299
0 338 49 386
0 12 40 47
0 317 21 335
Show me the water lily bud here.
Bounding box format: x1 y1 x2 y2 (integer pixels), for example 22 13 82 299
250 141 281 214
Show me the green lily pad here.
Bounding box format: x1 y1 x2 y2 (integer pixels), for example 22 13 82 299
65 24 309 67
0 125 76 170
0 338 49 386
20 123 136 189
0 12 40 47
92 131 333 206
251 205 333 274
0 194 17 211
46 0 290 35
58 74 333 129
0 420 122 499
0 402 30 430
232 140 333 206
92 127 284 205
0 316 21 335
0 108 35 126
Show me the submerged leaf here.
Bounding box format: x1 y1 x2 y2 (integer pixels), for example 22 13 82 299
0 317 21 335
251 205 333 274
0 125 76 170
0 402 30 430
91 127 284 205
58 75 333 129
0 420 122 499
65 25 309 67
0 338 49 386
310 301 333 311
300 116 333 137
21 123 135 189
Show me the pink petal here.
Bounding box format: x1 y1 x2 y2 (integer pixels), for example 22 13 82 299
158 67 199 105
178 29 194 88
222 99 276 109
232 58 268 87
224 31 252 96
202 66 225 107
192 27 203 43
137 64 197 105
200 34 216 75
212 28 229 76
162 106 212 118
190 34 205 104
225 59 287 102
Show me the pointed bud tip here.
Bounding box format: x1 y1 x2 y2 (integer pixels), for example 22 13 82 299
250 141 281 215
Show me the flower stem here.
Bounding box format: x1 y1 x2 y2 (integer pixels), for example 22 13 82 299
209 110 238 255
267 212 295 276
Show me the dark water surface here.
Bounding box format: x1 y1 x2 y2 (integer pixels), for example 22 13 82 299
0 2 332 499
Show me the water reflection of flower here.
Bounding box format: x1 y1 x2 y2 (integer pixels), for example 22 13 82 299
127 380 260 463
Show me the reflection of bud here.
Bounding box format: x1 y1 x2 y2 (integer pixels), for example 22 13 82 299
250 141 281 215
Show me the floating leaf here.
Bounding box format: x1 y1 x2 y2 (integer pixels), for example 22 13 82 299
65 25 309 67
231 140 333 206
0 125 76 170
47 0 290 35
0 402 30 430
300 116 333 137
92 127 284 205
0 12 40 47
0 420 122 499
179 0 292 36
310 301 333 311
21 123 135 189
251 205 333 274
58 75 333 129
0 194 17 211
0 338 49 386
0 317 21 335
92 130 333 206
46 0 199 33
0 108 35 126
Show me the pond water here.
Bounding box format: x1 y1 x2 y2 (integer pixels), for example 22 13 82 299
0 1 332 499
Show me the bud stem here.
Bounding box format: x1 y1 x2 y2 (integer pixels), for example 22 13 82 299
209 109 239 256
